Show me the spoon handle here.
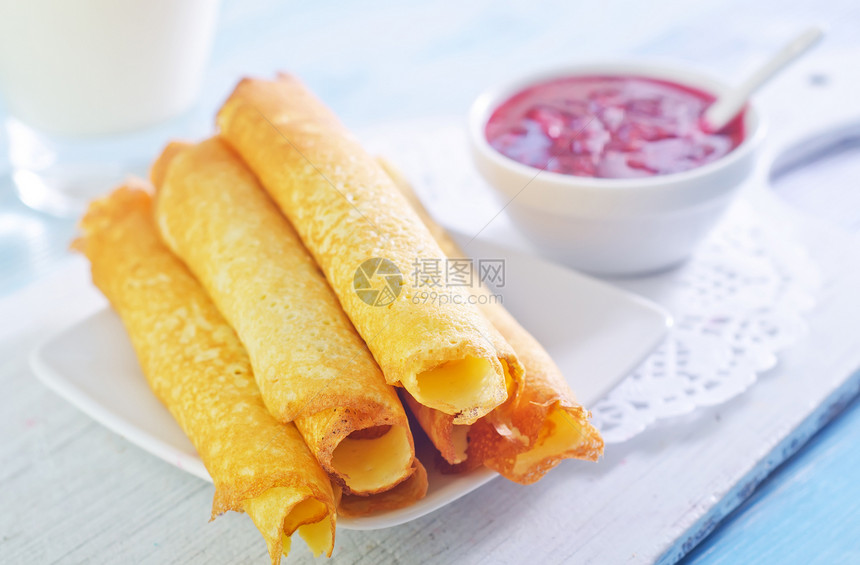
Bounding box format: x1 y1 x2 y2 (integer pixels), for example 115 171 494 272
704 26 825 132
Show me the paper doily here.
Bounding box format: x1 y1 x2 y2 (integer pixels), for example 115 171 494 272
360 119 820 444
592 203 819 442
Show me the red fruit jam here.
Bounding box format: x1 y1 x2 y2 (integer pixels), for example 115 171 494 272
485 75 745 178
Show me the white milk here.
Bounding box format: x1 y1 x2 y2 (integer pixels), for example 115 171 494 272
0 0 219 136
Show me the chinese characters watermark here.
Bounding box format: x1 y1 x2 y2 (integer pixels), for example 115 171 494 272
410 257 505 288
353 257 506 307
409 257 504 306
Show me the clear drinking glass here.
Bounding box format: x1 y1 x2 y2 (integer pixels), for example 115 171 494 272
0 0 219 216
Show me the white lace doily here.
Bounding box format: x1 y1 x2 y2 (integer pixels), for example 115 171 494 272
592 203 819 442
360 119 821 444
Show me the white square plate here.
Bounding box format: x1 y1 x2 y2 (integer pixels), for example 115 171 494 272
31 238 670 530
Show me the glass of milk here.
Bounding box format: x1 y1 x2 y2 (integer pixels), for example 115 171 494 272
0 0 219 216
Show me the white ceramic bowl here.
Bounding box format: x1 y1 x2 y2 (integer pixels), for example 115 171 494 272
468 62 766 275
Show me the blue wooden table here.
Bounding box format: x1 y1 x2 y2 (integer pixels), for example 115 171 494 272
684 394 860 564
2 1 859 562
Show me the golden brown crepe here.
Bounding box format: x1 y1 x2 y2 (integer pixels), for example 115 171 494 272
151 138 415 496
216 74 524 424
337 460 429 518
380 158 604 484
401 391 471 465
74 186 335 563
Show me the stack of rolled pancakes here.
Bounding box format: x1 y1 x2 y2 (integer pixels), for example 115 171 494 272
74 74 603 563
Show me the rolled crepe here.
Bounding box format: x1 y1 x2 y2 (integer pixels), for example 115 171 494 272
401 391 471 465
217 74 523 424
381 159 604 484
151 138 415 496
74 186 336 562
337 460 429 518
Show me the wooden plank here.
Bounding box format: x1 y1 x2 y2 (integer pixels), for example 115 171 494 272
682 394 860 564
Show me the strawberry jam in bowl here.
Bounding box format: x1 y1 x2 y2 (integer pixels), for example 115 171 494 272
485 76 745 178
469 62 765 275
